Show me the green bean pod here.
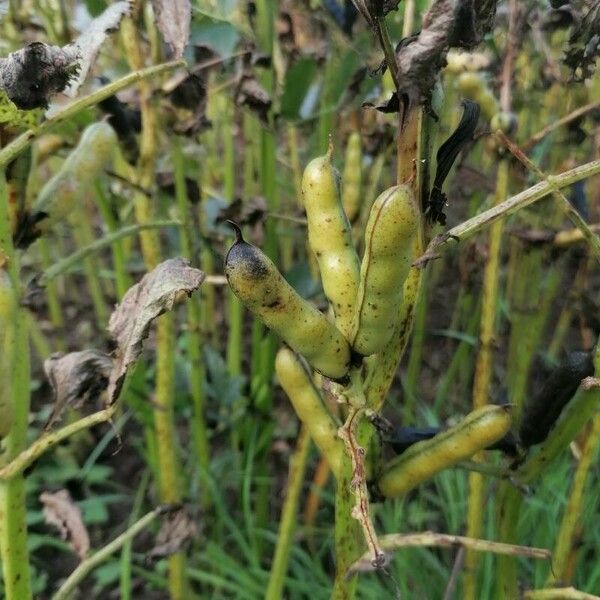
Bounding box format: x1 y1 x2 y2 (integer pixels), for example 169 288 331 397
302 146 360 339
20 122 117 244
350 185 419 356
0 270 14 438
377 405 512 498
341 132 362 222
275 347 343 476
225 223 351 380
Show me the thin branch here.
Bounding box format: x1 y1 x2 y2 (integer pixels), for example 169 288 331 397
0 406 116 480
414 159 600 267
0 60 185 169
40 221 181 283
496 130 600 263
52 506 171 600
523 101 600 151
348 531 551 575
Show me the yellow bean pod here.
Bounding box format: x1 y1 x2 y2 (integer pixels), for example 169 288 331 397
31 121 117 235
225 223 351 380
0 270 15 438
275 347 343 476
350 185 419 356
377 405 512 498
301 145 360 339
341 132 362 222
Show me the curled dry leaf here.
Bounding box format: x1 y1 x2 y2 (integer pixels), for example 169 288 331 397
64 1 132 97
389 0 497 109
151 0 191 60
563 0 600 80
107 258 205 403
148 506 197 560
235 75 272 124
44 350 113 430
0 2 130 110
40 490 90 560
0 43 80 110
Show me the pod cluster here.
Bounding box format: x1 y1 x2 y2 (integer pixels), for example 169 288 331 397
224 142 421 382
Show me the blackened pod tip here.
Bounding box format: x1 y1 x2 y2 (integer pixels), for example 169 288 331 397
226 220 244 244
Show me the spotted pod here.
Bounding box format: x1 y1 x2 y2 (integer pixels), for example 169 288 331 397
225 223 351 380
382 425 519 457
15 122 117 247
302 146 360 339
275 347 343 476
377 405 512 498
341 132 362 222
519 351 594 448
0 270 15 438
350 185 419 356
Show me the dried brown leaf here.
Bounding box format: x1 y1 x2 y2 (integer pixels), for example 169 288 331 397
107 258 204 403
394 0 497 107
0 43 80 110
148 507 197 560
151 0 191 59
235 75 272 124
64 1 132 97
44 350 113 430
40 490 90 560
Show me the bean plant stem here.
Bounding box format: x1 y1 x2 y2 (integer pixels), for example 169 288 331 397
0 171 32 600
172 137 211 484
265 426 311 600
121 16 187 598
419 159 600 264
464 159 508 599
52 506 166 600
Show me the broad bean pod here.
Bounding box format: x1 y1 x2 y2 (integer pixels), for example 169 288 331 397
377 405 512 498
351 185 419 356
275 347 343 476
16 121 117 247
302 146 360 339
225 223 351 380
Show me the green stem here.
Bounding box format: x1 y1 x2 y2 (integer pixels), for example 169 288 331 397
52 506 166 600
420 159 600 263
41 221 180 283
548 412 600 584
265 426 311 600
119 472 150 600
172 137 210 480
93 182 131 300
0 171 32 600
0 60 184 169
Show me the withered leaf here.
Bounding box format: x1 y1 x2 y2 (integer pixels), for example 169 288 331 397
107 258 205 403
0 43 80 110
148 507 197 560
235 75 272 124
64 1 132 97
564 0 600 80
394 0 497 108
44 350 113 430
151 0 191 59
363 92 400 114
40 490 90 560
